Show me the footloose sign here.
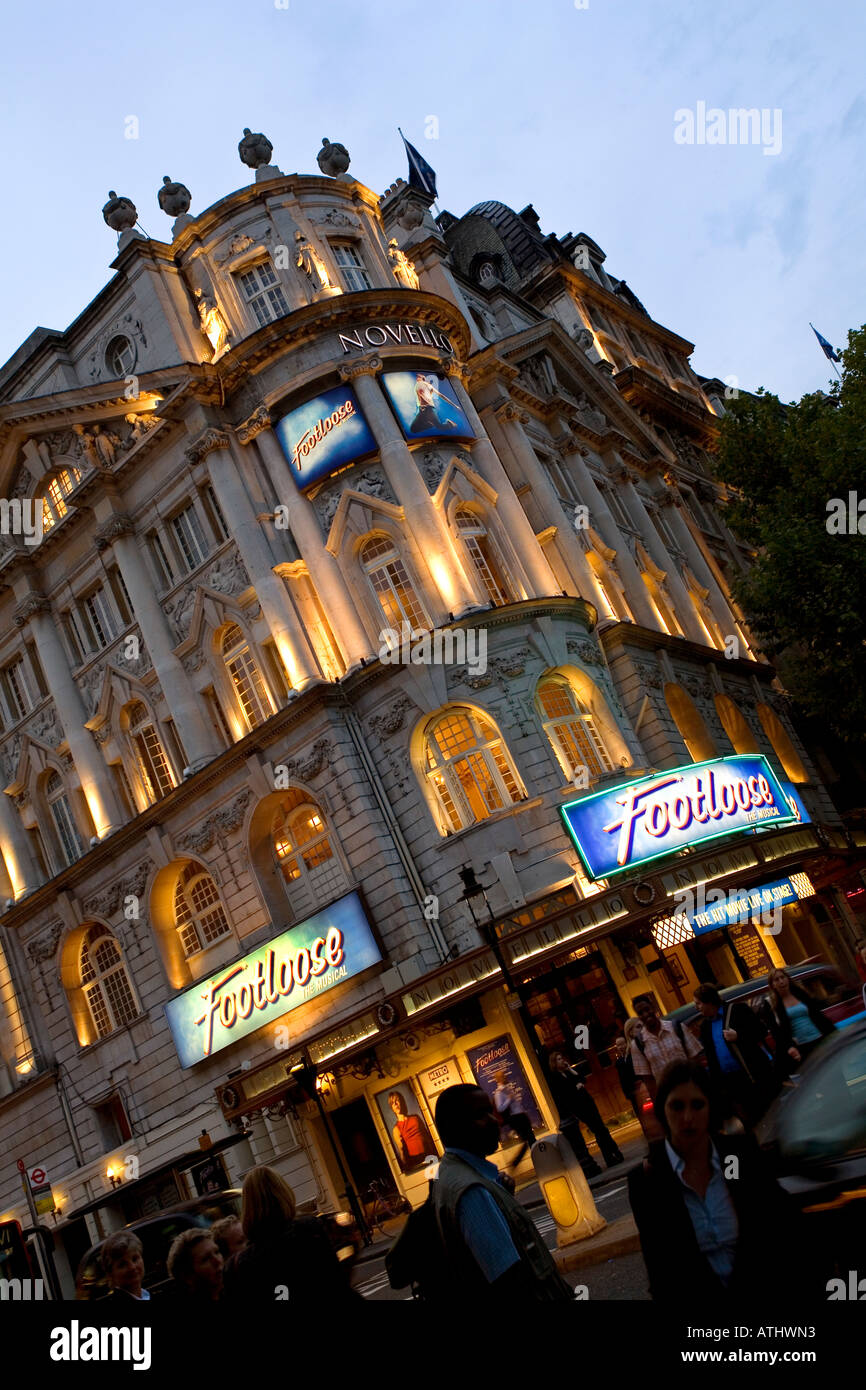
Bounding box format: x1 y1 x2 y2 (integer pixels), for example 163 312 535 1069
165 891 381 1067
560 755 797 881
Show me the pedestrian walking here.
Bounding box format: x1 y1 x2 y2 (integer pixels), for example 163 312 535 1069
166 1229 224 1303
222 1165 358 1306
491 1067 536 1169
759 968 835 1078
614 1030 642 1121
426 1084 575 1303
627 1059 802 1303
694 984 777 1125
547 1050 623 1169
630 994 703 1097
100 1232 152 1302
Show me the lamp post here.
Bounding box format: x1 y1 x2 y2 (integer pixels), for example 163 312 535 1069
458 866 548 1068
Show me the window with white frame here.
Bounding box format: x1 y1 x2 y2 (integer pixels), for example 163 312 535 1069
125 701 176 804
455 507 514 605
221 623 275 731
80 924 139 1038
536 676 615 782
272 791 347 917
423 706 525 834
41 468 82 533
81 586 120 651
1 657 36 722
148 529 175 588
331 243 372 292
235 261 289 328
203 484 229 541
360 534 431 632
170 504 210 572
46 771 84 867
174 863 232 958
104 336 136 377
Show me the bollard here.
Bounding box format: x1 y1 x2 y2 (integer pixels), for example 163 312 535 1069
531 1133 606 1247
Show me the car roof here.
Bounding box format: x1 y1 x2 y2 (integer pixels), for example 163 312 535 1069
78 1189 242 1263
665 960 845 1024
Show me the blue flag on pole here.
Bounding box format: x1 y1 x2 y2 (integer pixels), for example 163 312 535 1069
810 323 841 363
399 129 438 199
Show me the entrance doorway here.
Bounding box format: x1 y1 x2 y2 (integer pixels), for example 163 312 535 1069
330 1098 396 1200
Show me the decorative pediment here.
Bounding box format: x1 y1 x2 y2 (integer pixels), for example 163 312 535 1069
324 488 404 556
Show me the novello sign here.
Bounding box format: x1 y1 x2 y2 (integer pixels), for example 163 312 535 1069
560 755 797 882
337 322 454 354
165 891 382 1068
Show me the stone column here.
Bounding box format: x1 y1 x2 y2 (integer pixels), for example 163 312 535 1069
0 792 40 897
241 408 373 669
16 595 124 838
614 467 706 643
185 429 319 691
563 449 660 628
96 517 221 771
656 486 743 641
340 356 482 618
444 370 560 599
483 401 608 607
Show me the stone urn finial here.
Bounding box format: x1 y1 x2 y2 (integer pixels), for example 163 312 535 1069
102 190 138 234
238 127 274 170
317 137 351 178
157 175 192 218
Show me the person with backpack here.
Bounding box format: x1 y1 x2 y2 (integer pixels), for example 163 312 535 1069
387 1084 574 1303
630 994 703 1098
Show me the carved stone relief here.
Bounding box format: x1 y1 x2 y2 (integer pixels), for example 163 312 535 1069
26 920 65 962
205 551 251 597
177 788 254 855
83 861 151 921
367 695 416 740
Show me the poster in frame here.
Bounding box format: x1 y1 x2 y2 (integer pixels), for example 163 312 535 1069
381 370 475 442
374 1080 438 1175
465 1034 543 1130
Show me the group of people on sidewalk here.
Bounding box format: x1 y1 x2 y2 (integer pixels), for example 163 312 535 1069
100 967 836 1309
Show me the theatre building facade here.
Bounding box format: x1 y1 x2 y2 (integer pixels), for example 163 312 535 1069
0 133 862 1292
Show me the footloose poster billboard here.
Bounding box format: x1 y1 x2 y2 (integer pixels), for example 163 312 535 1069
381 371 474 441
274 386 377 491
165 891 382 1068
560 755 798 882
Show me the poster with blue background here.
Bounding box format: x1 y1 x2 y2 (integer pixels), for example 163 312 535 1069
274 385 377 490
466 1034 543 1130
381 371 474 441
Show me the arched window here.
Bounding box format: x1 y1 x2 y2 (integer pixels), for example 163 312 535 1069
222 623 275 731
173 863 231 958
756 704 809 784
360 534 431 632
46 771 83 867
714 695 760 755
125 701 176 804
272 791 347 916
664 684 718 763
422 706 525 834
455 507 514 605
41 468 82 533
80 924 138 1039
536 676 615 782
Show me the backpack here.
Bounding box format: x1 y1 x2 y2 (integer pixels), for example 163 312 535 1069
384 1181 450 1301
634 1019 686 1054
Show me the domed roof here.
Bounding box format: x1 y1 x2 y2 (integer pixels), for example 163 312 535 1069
463 200 559 276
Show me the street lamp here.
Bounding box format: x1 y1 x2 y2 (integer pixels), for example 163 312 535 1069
290 1052 371 1245
458 866 548 1068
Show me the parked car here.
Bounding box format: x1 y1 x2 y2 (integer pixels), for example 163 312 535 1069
665 959 862 1041
756 1017 866 1286
75 1189 362 1299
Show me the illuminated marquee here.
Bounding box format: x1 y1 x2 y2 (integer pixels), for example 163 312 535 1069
688 876 807 934
165 891 382 1067
561 755 797 882
273 385 377 491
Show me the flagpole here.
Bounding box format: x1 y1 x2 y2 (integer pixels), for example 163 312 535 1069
810 323 843 381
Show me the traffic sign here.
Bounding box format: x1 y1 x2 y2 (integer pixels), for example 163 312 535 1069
15 1158 25 1173
28 1166 48 1190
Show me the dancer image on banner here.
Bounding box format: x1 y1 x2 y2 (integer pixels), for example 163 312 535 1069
410 373 459 434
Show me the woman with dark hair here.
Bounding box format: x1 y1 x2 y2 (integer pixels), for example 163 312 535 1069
222 1165 358 1306
761 969 835 1077
627 1060 802 1303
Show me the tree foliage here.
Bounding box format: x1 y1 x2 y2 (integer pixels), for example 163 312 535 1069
714 325 866 749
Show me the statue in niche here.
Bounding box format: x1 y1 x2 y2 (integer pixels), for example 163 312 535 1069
78 423 120 468
194 288 230 356
388 239 420 290
295 231 333 290
124 413 156 446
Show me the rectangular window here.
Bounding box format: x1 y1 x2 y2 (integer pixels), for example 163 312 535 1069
51 795 83 867
112 762 139 817
202 484 229 542
170 505 209 572
64 610 88 665
2 659 34 721
604 487 633 531
331 243 372 292
261 641 290 707
236 261 289 327
205 688 233 748
163 720 188 778
148 530 174 588
107 567 133 625
24 643 48 699
81 587 119 651
93 1095 133 1150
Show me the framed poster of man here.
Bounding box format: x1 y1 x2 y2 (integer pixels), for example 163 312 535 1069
465 1035 543 1130
381 371 474 441
374 1081 438 1174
